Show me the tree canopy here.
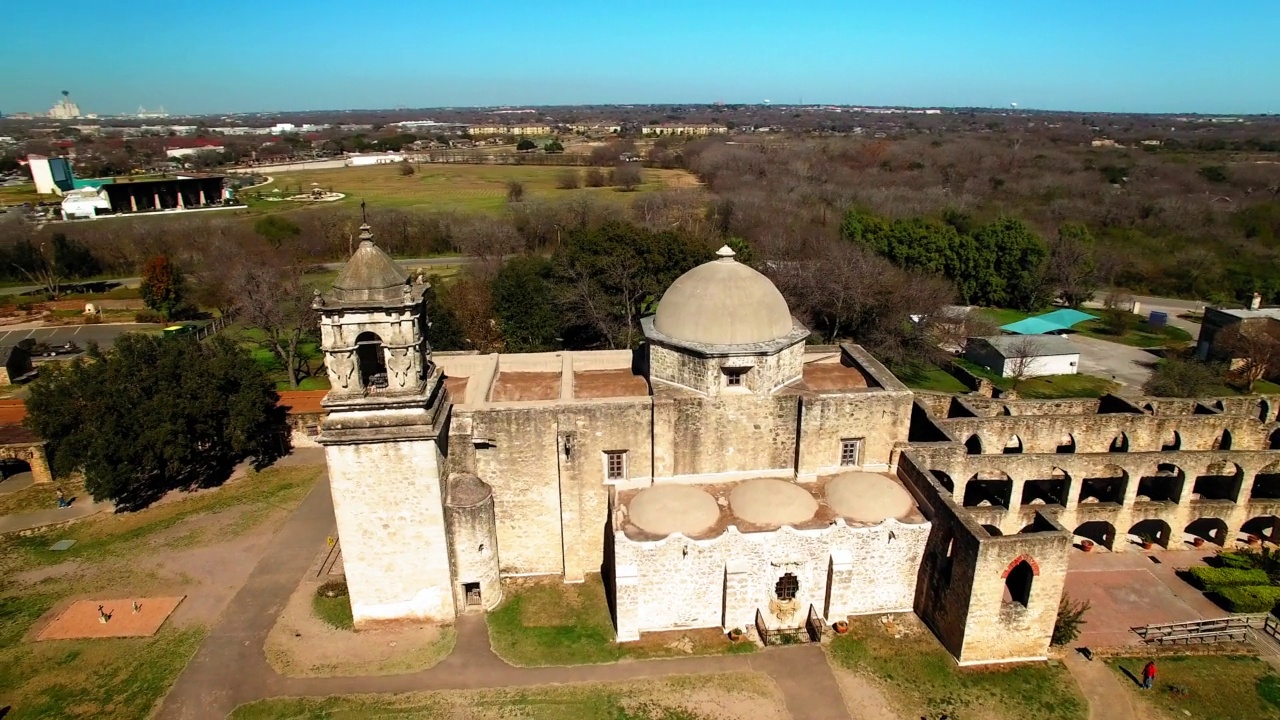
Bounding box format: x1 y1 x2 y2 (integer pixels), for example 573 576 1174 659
491 255 561 352
25 334 283 510
139 255 186 319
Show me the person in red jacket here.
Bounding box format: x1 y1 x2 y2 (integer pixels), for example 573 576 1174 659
1141 661 1156 689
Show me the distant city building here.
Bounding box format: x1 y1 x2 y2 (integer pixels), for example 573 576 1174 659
47 91 82 119
135 106 170 119
165 138 227 158
60 186 112 220
346 152 406 166
22 155 75 195
641 123 729 136
467 124 553 136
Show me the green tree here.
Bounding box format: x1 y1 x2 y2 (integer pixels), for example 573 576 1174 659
1051 594 1090 646
544 140 565 153
139 255 186 319
552 222 705 348
725 236 755 266
25 334 282 510
971 218 1048 310
253 215 301 247
516 139 537 152
425 280 466 351
491 256 561 352
1143 354 1226 397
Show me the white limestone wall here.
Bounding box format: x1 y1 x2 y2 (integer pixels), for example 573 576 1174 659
612 518 930 640
326 439 456 626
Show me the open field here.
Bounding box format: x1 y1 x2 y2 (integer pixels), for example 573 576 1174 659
0 464 321 719
241 163 702 214
0 184 44 206
487 574 754 666
1107 655 1280 720
229 672 788 720
827 615 1086 720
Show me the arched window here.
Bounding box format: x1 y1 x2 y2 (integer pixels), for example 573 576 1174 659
774 573 799 601
1003 559 1034 608
1056 434 1076 454
1003 435 1023 455
964 435 983 455
1109 433 1129 453
1161 431 1181 452
1214 429 1233 451
355 332 387 389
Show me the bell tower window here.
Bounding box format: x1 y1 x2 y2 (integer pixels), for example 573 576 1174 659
355 332 387 389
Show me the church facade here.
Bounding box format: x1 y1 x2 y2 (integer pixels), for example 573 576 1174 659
315 225 1280 665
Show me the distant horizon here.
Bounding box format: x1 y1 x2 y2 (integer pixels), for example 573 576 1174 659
3 0 1277 117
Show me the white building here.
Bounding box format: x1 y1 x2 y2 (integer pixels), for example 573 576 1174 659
964 336 1080 378
60 187 111 220
165 145 225 159
23 155 74 195
346 152 405 166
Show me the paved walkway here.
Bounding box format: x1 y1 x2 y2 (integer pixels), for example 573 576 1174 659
155 472 852 720
1063 650 1138 720
0 497 112 535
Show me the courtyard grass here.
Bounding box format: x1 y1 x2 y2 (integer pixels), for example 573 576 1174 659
486 574 755 666
826 616 1087 720
894 362 971 393
953 359 1116 399
229 672 786 720
240 163 701 215
0 464 320 719
1106 655 1280 720
0 478 85 517
312 590 354 630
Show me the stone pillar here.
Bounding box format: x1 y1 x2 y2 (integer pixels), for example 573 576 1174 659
28 445 53 484
177 191 185 209
823 550 856 621
722 560 754 633
129 195 137 213
614 564 641 641
198 188 207 206
153 192 162 211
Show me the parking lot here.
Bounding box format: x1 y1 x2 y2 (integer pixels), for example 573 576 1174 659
0 323 158 352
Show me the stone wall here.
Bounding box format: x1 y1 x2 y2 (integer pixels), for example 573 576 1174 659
937 410 1270 455
649 342 803 397
325 437 455 626
319 304 429 397
656 393 800 480
612 519 929 640
797 389 912 477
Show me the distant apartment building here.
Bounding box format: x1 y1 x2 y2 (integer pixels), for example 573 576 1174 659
165 138 227 158
570 123 622 134
641 123 729 136
346 152 406 166
466 124 553 136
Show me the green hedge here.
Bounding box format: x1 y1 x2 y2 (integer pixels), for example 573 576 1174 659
1216 551 1262 570
1187 566 1270 590
1212 585 1280 613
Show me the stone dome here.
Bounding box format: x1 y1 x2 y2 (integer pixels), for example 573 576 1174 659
329 225 411 303
652 246 795 347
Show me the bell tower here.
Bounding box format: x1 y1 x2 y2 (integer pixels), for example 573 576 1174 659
314 222 456 627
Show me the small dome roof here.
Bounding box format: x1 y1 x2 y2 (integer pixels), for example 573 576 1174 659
446 473 492 508
653 246 794 346
330 225 410 302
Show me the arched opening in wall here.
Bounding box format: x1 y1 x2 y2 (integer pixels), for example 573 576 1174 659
964 435 983 455
1253 462 1280 500
1002 405 1013 416
930 470 955 494
1002 559 1035 608
1259 399 1272 424
355 332 388 389
1056 434 1076 454
1270 429 1280 451
1080 465 1128 505
1019 516 1056 534
0 458 32 482
1185 518 1229 547
1075 520 1116 550
1136 463 1185 504
775 572 799 601
1143 402 1156 414
963 471 1013 508
1213 429 1234 451
1003 435 1023 455
1191 461 1244 502
1109 433 1130 453
1129 518 1172 549
1242 516 1279 544
1022 467 1070 506
1161 430 1181 452
982 524 1003 537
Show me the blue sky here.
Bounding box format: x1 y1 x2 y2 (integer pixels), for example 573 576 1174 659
3 0 1277 115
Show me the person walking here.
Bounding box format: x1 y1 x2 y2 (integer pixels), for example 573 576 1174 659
1141 660 1156 690
55 487 69 509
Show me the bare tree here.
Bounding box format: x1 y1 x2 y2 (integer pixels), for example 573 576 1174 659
1004 336 1045 390
227 251 319 389
1218 322 1280 392
612 163 642 192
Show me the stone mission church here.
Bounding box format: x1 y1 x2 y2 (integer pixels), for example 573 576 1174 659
316 223 1280 666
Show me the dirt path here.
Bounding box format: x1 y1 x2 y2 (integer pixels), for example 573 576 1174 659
153 470 855 720
1063 651 1139 720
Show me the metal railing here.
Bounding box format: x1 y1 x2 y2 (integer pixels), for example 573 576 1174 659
1134 615 1267 645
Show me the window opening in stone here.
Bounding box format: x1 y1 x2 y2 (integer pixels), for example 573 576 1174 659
1254 463 1280 499
1161 431 1181 452
1003 560 1034 608
1003 435 1023 455
1214 429 1233 451
724 368 747 387
355 331 387 389
463 582 481 606
1137 463 1185 503
839 439 862 466
605 451 627 481
1109 433 1129 453
1056 434 1076 454
775 573 799 601
1270 429 1280 451
964 434 982 455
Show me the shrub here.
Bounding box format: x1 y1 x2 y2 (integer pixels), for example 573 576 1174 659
584 167 605 187
1051 594 1090 646
1211 585 1280 613
506 180 525 203
1216 550 1263 570
556 169 580 190
135 309 166 323
1186 566 1270 590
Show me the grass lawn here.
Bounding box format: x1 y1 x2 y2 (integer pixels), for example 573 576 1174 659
0 464 321 719
229 672 786 720
0 184 44 206
827 616 1086 720
975 308 1191 348
1107 655 1280 720
486 574 755 666
241 163 701 215
954 359 1117 399
894 362 971 393
222 324 326 391
312 590 353 630
0 478 85 516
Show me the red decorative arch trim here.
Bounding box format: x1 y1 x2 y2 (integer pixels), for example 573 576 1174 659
1001 554 1040 578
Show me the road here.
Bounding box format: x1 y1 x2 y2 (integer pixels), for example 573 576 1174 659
225 159 348 174
0 323 158 350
